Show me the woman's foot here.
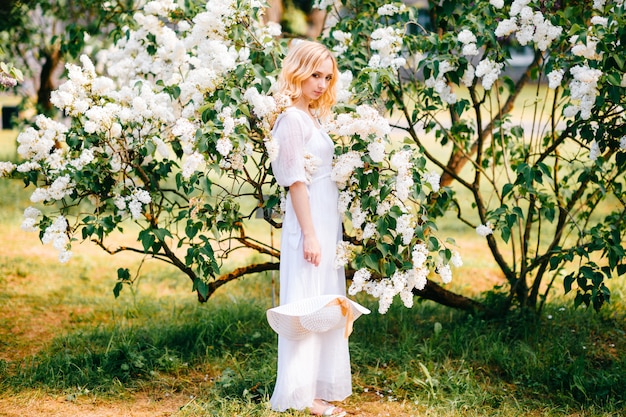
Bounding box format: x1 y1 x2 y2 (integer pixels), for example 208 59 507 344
310 399 347 416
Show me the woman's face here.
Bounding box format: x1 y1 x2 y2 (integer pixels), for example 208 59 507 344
300 56 334 104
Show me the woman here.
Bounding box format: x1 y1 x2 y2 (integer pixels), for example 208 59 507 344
268 40 354 416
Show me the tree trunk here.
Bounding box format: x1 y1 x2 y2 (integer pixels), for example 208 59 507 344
38 46 62 114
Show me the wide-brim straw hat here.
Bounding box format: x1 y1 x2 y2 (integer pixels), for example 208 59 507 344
266 294 370 340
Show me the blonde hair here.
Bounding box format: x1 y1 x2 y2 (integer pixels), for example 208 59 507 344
277 40 338 119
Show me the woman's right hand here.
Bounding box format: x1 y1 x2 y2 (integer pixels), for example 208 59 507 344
302 233 321 266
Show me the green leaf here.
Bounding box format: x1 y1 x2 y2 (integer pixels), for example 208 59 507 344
113 282 124 298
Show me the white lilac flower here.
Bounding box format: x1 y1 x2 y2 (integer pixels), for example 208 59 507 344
329 105 390 140
348 268 371 296
362 222 377 240
216 137 233 157
589 140 601 161
331 150 364 187
337 190 353 214
531 12 563 51
490 0 505 8
335 70 354 103
495 18 518 37
511 0 532 17
182 151 205 179
396 213 414 245
21 206 42 232
547 69 564 89
172 118 198 154
476 222 494 237
424 60 457 104
303 152 321 183
334 241 354 268
462 64 475 87
313 0 334 9
264 135 280 162
332 30 352 55
450 250 463 267
244 87 277 119
376 199 392 216
475 58 503 90
437 263 452 284
378 3 406 16
412 243 429 269
590 16 608 27
571 36 601 60
620 136 626 150
568 64 602 120
229 151 245 171
367 138 386 163
42 215 72 263
422 171 441 193
350 205 366 230
593 0 606 10
395 170 414 202
369 27 405 69
43 175 75 201
0 161 16 177
462 43 480 56
458 29 477 45
458 29 479 56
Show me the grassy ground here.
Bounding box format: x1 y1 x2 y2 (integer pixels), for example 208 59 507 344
0 129 625 416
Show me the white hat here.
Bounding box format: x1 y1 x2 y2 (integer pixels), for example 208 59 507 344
266 294 370 340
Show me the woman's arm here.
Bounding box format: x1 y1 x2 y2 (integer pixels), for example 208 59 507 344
289 181 321 266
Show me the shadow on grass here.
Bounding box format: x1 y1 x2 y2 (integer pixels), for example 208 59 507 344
1 291 625 414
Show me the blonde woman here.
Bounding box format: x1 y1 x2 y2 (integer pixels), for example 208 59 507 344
269 40 351 416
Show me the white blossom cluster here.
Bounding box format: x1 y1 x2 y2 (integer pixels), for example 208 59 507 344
589 140 601 161
335 70 354 103
331 151 364 188
390 149 414 201
494 0 563 52
114 188 153 220
41 214 72 263
368 27 406 70
313 0 334 9
0 161 16 177
475 58 504 90
563 64 602 120
457 29 479 56
422 171 441 193
377 3 407 16
425 60 457 104
476 222 494 237
331 30 352 56
547 69 564 90
570 35 601 60
334 240 356 269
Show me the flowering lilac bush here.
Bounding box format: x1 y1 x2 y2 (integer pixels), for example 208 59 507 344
1 0 625 314
321 0 625 312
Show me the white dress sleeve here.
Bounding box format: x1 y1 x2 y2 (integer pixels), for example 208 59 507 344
271 110 310 187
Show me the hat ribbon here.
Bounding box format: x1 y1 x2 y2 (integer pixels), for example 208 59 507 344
327 297 354 338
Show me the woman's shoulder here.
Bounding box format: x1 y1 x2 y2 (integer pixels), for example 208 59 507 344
274 107 309 129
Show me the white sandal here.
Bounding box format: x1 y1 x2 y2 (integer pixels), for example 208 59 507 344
311 399 347 417
322 406 346 416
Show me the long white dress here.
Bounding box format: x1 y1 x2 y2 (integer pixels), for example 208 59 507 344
269 107 351 412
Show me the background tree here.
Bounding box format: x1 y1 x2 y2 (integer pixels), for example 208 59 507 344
1 0 624 317
0 0 136 116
